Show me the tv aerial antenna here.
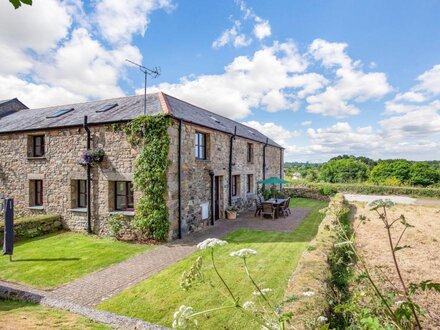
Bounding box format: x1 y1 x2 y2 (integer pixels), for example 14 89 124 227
125 59 161 115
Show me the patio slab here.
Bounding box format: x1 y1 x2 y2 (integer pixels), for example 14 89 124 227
49 207 310 307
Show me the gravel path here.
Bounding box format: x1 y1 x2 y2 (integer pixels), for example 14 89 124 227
344 193 440 206
50 208 310 307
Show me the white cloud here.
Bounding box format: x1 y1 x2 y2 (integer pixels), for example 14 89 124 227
0 0 171 108
253 19 271 40
212 0 271 49
35 28 142 99
242 121 301 146
212 21 252 49
149 41 313 119
301 121 312 126
95 0 174 45
305 39 392 117
414 64 440 95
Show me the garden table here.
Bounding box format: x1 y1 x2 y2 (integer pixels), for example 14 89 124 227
265 198 288 219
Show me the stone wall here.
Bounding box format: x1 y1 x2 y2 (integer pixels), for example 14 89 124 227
0 214 62 244
0 125 139 234
0 120 283 240
167 119 283 238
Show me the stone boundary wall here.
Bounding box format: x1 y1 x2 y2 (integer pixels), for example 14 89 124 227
283 187 330 202
0 215 62 244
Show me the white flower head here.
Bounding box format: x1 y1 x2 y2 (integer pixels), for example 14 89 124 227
395 300 406 306
317 315 328 323
262 320 281 330
302 291 315 297
242 301 255 310
196 238 228 250
253 288 273 296
230 248 258 258
172 305 197 329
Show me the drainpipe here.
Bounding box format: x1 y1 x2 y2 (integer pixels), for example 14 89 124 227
209 170 214 226
228 126 237 206
262 138 268 191
83 116 92 234
177 119 183 239
279 148 283 190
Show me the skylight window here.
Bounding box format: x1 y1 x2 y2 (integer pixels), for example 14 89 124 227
209 116 221 124
46 108 74 118
96 103 118 113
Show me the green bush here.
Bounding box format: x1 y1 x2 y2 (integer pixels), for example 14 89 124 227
0 214 61 241
318 158 370 183
289 181 440 198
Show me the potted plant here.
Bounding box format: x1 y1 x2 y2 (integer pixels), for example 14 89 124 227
79 147 105 166
225 205 238 220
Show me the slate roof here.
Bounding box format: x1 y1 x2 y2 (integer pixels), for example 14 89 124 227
0 92 281 148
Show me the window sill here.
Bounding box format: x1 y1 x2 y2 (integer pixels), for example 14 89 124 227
109 210 135 217
28 206 44 210
231 196 241 201
27 156 47 160
68 208 87 213
195 159 210 162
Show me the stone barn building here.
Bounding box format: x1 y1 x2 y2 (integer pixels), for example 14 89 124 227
0 92 283 239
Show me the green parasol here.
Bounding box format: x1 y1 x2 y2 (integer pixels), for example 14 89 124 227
257 176 289 185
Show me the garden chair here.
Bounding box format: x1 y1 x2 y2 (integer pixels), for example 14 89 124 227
280 199 290 218
285 197 291 215
254 196 263 217
261 202 276 220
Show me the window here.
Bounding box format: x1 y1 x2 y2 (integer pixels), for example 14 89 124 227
195 132 207 160
33 180 43 206
247 174 253 193
31 135 45 157
232 175 240 197
96 103 118 113
46 108 74 118
247 143 254 163
115 181 134 211
77 180 87 208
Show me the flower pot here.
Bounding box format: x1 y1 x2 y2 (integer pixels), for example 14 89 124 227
225 210 237 220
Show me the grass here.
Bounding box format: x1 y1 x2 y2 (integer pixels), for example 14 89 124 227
98 198 327 329
0 232 152 289
0 299 109 329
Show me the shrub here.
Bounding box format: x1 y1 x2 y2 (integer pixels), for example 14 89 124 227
0 214 61 242
369 160 411 185
409 162 440 187
318 158 370 183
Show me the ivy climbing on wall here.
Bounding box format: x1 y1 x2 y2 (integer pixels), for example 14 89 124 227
124 114 171 241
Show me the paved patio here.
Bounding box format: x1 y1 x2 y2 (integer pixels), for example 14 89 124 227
35 208 310 307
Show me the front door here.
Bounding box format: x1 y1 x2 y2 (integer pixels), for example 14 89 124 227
214 176 221 220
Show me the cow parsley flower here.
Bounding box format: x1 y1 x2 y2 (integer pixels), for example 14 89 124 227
242 301 255 310
317 315 328 323
302 291 315 297
230 248 257 258
172 305 197 329
395 300 406 306
368 199 395 210
196 238 228 250
262 320 281 330
253 288 273 296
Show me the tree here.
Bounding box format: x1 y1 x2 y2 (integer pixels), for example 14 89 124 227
369 160 412 185
329 155 376 169
9 0 32 9
409 162 440 187
318 158 369 183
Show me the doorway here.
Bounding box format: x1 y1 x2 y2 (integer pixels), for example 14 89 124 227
214 176 222 220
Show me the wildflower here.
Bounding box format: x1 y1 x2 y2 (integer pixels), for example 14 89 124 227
242 301 255 310
180 256 203 290
253 288 273 296
368 199 395 210
230 248 257 258
172 305 197 329
196 238 228 250
302 291 315 297
395 300 406 306
262 320 281 330
317 315 328 323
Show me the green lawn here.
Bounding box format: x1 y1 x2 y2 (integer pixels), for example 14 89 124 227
0 299 109 329
0 232 152 289
98 198 327 329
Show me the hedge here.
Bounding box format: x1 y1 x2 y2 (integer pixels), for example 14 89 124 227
0 214 62 243
287 181 440 198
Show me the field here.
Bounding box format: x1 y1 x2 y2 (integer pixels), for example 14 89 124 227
0 299 108 329
353 202 440 329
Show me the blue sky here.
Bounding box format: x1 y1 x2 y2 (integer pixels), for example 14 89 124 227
1 0 440 162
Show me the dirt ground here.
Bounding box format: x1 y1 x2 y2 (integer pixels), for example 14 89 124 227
353 202 440 329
